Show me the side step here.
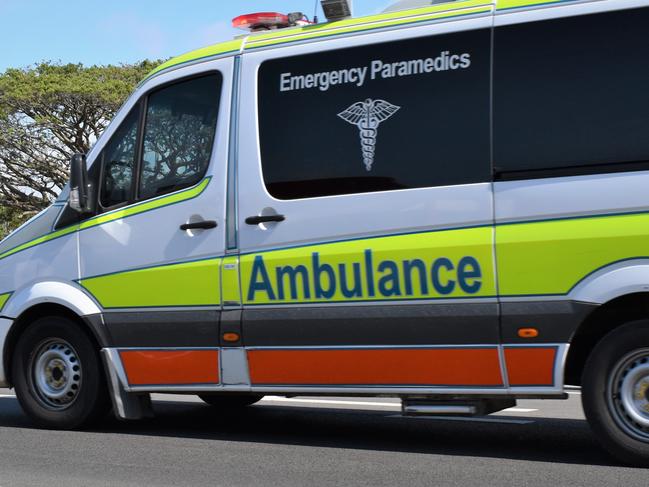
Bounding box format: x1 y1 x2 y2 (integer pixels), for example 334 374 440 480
402 398 516 417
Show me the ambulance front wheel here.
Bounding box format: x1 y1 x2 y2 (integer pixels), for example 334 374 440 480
198 394 263 408
11 315 110 430
582 319 649 465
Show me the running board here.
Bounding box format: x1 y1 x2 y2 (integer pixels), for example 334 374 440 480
402 398 516 417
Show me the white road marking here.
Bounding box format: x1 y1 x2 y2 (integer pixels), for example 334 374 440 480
260 396 538 413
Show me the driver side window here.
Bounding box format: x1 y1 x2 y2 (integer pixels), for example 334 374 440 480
97 73 221 211
99 107 139 209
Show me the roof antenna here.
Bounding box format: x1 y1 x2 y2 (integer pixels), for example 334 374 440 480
313 0 319 23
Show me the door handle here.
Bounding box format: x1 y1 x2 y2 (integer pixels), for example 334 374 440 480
180 220 217 231
245 214 286 225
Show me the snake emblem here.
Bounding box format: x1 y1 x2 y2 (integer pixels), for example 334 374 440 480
338 99 401 171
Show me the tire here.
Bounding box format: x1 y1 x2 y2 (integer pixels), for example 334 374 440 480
198 394 263 408
582 319 649 465
11 315 110 430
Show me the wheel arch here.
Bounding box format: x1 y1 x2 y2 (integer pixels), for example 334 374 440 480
1 282 108 387
565 292 649 386
568 259 649 304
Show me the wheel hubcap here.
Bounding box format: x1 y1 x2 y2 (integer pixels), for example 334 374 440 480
608 349 649 441
31 339 82 410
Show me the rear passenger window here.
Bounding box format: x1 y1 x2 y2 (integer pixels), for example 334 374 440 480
139 74 222 199
257 29 491 199
494 7 649 177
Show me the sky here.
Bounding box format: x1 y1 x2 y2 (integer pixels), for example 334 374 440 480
0 1 395 72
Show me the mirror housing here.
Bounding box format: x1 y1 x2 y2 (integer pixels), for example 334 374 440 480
69 153 91 213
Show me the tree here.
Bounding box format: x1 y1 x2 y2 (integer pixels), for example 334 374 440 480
0 61 159 236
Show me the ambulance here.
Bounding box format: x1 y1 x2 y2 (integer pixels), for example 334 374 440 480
1 0 649 464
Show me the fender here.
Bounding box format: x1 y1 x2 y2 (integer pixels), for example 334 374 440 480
0 281 103 387
568 259 649 304
1 280 102 319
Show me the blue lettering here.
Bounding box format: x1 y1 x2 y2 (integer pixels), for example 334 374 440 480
313 252 336 299
364 249 375 297
247 255 276 301
403 259 428 296
276 265 311 300
458 256 482 294
378 260 402 296
339 262 363 298
431 257 455 295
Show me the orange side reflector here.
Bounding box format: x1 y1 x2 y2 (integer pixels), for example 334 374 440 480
120 350 219 386
518 327 539 339
223 332 240 342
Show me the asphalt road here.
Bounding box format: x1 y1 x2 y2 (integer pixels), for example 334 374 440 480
0 388 646 486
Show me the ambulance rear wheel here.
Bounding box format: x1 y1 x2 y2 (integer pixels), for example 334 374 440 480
582 320 649 465
11 315 110 430
198 394 263 408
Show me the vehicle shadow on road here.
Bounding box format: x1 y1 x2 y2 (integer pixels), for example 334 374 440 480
0 396 617 467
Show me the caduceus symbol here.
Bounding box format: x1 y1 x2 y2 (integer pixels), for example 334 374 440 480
338 98 400 171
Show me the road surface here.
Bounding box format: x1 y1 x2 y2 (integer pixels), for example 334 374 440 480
0 387 646 486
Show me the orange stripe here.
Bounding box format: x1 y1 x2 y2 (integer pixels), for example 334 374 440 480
504 347 556 386
247 348 503 386
120 350 219 386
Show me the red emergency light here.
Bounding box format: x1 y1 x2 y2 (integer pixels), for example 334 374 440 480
232 12 290 31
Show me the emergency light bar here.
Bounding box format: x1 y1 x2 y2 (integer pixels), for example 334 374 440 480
320 0 353 21
232 12 313 32
232 12 290 31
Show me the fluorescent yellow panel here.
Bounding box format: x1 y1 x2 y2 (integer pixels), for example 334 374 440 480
241 227 496 304
80 258 221 309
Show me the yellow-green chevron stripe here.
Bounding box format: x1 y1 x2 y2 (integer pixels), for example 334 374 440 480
221 255 242 305
496 0 572 10
79 177 209 231
143 0 580 81
245 2 492 50
0 292 11 313
146 39 243 79
497 212 649 296
79 258 221 309
241 227 496 305
67 211 649 308
144 1 492 79
0 224 79 263
0 178 210 263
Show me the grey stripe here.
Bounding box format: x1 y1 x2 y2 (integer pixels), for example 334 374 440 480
243 303 498 346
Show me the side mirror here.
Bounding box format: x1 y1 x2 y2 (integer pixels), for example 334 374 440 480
69 154 91 213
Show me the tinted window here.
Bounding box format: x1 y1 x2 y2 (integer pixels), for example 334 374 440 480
100 108 139 208
494 7 649 176
139 74 222 199
258 29 491 199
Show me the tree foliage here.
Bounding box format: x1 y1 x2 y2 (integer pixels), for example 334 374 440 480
0 207 27 239
0 61 158 228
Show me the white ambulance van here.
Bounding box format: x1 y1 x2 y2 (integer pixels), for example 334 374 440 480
2 0 649 464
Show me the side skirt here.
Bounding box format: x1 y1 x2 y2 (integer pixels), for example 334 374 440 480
101 344 569 398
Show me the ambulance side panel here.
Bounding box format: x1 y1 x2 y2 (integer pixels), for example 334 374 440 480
237 12 506 393
0 179 84 385
494 0 649 357
75 60 233 390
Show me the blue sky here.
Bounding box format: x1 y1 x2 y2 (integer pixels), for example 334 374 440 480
0 1 393 72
